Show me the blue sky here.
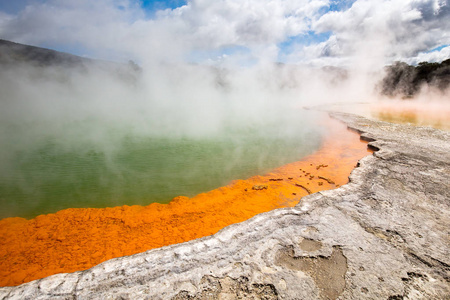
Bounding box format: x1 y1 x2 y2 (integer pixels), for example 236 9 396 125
140 0 186 11
0 0 449 66
0 0 187 15
0 0 25 14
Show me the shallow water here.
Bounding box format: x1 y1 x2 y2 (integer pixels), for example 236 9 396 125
325 101 450 130
370 102 450 130
0 111 324 219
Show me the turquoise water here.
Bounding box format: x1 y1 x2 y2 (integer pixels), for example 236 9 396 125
0 111 324 219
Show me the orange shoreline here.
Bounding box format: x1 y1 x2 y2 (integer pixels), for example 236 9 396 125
0 117 372 287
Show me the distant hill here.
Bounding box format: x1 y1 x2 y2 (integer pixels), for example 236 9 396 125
0 39 141 83
0 39 93 67
379 59 450 98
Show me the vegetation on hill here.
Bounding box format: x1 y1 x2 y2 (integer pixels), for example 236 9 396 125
379 59 450 98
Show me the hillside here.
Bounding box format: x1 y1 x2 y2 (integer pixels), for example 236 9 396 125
0 39 93 67
0 39 141 82
379 59 450 98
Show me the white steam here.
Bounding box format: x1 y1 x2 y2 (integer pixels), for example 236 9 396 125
0 0 449 218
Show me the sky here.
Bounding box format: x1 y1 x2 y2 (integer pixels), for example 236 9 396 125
0 0 449 67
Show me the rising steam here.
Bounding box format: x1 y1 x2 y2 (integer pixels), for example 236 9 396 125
3 42 372 218
0 0 449 218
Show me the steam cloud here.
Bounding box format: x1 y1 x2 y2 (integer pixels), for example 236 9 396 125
0 0 449 217
1 0 449 101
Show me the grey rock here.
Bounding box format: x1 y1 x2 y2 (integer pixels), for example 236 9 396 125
1 112 449 299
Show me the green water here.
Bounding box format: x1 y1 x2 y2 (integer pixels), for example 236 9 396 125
0 112 324 219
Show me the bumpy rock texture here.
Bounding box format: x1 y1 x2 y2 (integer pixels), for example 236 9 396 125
1 112 449 299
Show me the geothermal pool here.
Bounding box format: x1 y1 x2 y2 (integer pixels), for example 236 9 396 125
0 110 324 219
0 115 372 287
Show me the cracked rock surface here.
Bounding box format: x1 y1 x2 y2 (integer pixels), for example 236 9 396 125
1 112 449 299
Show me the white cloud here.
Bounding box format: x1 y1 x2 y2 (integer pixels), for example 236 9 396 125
0 11 14 28
280 35 345 67
407 45 450 64
168 0 326 49
0 0 332 64
0 0 448 66
0 0 147 60
310 0 450 66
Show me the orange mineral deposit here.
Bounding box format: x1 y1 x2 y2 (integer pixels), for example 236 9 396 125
370 100 450 130
0 117 373 287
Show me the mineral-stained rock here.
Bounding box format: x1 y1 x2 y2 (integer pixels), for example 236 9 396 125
318 176 335 185
295 183 312 194
252 184 268 190
0 112 449 299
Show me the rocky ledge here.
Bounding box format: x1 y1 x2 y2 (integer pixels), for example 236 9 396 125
1 112 449 300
